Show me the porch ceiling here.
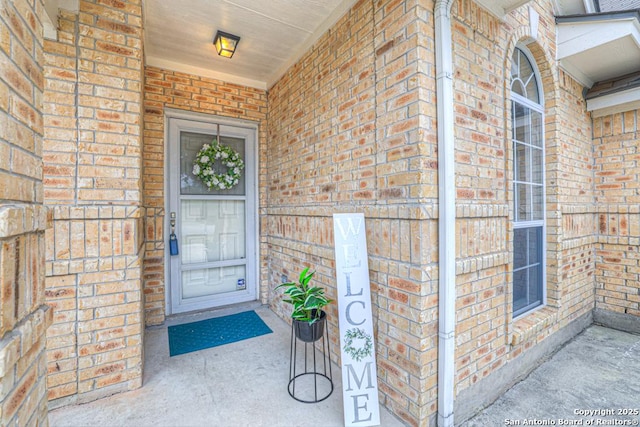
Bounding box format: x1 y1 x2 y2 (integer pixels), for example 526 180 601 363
143 0 356 90
144 0 534 90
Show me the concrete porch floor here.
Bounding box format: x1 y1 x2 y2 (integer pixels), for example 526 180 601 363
463 325 640 426
48 306 640 427
48 304 406 427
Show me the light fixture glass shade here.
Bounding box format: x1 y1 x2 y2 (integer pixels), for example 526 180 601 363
214 31 240 58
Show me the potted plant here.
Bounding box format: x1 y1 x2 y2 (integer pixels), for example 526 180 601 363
276 267 333 342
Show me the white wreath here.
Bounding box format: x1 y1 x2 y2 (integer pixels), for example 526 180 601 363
192 140 244 190
343 328 373 362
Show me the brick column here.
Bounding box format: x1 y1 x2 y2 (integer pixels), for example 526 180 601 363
0 0 53 425
43 0 144 403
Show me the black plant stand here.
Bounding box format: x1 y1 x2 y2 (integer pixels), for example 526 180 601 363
288 321 334 403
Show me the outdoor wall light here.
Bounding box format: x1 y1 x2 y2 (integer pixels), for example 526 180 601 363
213 31 240 58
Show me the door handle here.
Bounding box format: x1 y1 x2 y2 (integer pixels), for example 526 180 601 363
169 212 179 256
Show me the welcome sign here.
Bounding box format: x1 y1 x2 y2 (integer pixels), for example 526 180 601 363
333 213 380 427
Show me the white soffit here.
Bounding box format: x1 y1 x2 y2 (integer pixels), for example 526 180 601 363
475 0 532 18
144 0 357 90
557 15 640 87
43 0 79 40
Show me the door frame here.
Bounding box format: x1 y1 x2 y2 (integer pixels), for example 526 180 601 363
164 108 260 315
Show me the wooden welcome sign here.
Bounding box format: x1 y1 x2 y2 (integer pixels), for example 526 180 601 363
333 213 380 427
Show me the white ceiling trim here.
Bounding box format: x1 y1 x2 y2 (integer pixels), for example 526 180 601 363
146 56 267 90
266 0 357 88
475 0 532 18
587 86 640 117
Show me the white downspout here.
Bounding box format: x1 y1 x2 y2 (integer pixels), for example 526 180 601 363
435 1 456 426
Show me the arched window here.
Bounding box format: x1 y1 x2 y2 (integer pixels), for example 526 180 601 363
511 47 545 317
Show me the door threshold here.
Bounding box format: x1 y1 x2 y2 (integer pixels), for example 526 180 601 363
161 300 263 328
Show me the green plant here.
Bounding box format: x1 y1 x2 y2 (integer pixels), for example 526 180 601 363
276 267 333 324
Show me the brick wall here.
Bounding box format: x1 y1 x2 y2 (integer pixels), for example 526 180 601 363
268 1 439 425
267 1 592 423
0 0 52 425
42 0 145 404
267 0 593 423
594 109 640 319
142 66 267 326
450 0 595 407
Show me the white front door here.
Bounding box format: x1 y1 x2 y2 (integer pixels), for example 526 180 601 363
167 115 257 314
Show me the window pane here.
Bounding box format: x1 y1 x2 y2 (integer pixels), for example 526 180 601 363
531 185 543 221
518 54 533 85
525 75 540 104
513 225 543 316
527 227 539 265
531 146 543 184
515 143 529 182
181 132 246 196
528 266 542 306
514 229 527 269
181 200 246 264
511 54 518 82
513 103 528 143
531 110 543 147
516 183 530 221
513 268 527 313
512 79 526 98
